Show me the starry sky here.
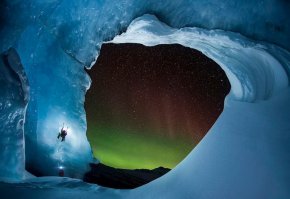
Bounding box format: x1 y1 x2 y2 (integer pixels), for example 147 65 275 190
85 43 230 169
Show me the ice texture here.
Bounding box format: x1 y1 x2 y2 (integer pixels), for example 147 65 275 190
0 48 29 180
0 0 290 198
112 16 290 198
15 26 95 178
112 15 289 102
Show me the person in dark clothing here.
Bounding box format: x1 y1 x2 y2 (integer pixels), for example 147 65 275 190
57 124 68 142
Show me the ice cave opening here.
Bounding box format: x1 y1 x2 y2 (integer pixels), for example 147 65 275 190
1 0 290 197
83 43 230 188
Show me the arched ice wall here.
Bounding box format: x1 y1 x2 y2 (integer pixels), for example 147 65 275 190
0 2 290 197
111 15 290 102
110 15 290 199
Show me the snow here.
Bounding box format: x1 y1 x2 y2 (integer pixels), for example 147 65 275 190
131 87 290 199
111 14 289 102
0 177 124 199
0 0 290 198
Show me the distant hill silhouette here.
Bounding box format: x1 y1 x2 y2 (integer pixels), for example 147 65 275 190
84 163 170 189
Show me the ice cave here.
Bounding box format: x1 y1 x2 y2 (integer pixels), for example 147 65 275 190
0 0 290 198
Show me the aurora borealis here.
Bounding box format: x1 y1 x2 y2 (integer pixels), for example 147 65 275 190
85 43 230 169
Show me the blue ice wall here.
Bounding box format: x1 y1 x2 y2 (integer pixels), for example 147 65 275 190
1 1 290 64
0 0 289 180
0 48 29 180
15 25 94 177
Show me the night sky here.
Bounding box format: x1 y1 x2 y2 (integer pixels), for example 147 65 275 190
85 43 230 169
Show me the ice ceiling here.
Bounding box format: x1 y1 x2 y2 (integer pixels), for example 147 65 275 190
0 0 290 198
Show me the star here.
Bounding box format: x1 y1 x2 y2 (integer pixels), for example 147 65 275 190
85 43 230 169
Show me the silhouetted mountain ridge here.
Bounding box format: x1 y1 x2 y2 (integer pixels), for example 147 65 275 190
84 163 170 189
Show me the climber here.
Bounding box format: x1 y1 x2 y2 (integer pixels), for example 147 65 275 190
57 124 68 142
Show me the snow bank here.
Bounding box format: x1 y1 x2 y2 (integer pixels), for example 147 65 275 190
112 15 290 199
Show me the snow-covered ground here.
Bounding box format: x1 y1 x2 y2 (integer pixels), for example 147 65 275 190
0 177 125 199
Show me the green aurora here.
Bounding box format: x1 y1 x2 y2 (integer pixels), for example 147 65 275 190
85 44 230 170
87 123 195 169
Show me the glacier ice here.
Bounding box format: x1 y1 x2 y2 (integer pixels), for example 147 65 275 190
16 25 95 178
0 48 29 180
0 0 290 198
111 16 290 199
111 14 289 102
